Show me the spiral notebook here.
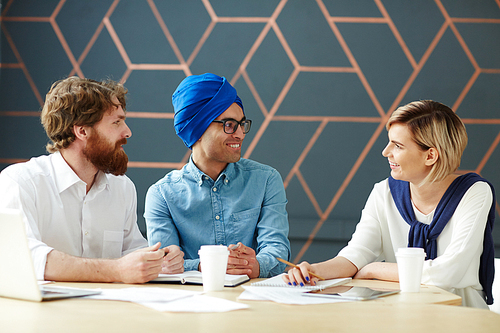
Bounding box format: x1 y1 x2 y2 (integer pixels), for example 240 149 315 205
251 273 351 291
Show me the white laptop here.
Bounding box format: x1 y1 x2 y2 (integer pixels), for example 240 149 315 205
0 208 101 301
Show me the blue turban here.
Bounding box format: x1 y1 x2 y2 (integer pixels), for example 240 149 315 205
172 73 244 149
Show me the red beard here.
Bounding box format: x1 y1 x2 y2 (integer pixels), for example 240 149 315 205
83 131 128 176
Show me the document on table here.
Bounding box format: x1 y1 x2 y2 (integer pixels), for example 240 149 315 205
239 273 352 305
239 286 350 305
85 287 248 312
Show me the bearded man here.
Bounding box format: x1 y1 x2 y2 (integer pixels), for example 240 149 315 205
0 77 184 283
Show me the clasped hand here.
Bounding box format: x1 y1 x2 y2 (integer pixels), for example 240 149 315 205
118 242 184 283
227 242 259 278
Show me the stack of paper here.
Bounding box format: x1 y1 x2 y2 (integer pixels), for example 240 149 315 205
239 273 352 305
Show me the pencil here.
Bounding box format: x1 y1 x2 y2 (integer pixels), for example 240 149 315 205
276 257 325 281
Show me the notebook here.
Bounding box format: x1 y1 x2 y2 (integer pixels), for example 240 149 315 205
0 208 102 302
250 273 351 291
151 270 250 287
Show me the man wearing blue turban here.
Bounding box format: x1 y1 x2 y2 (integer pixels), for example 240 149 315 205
144 73 291 278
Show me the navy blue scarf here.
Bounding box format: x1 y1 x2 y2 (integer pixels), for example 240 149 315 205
389 173 496 305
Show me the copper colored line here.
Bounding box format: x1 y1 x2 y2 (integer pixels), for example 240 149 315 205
452 18 500 23
103 17 131 66
294 120 388 262
482 69 500 74
283 119 328 189
375 0 417 69
126 112 174 119
187 20 216 66
72 22 105 76
1 17 50 22
272 22 299 68
217 17 269 23
147 0 186 65
321 121 387 221
453 69 480 111
293 215 326 263
244 68 300 159
0 63 21 68
128 64 185 70
180 150 191 164
1 23 43 106
475 130 500 174
330 17 387 24
237 19 272 72
317 1 385 117
295 170 323 217
1 0 14 16
50 19 84 78
127 161 184 169
0 158 27 165
240 70 269 118
435 0 479 70
461 119 500 124
272 116 382 122
121 68 132 83
51 0 65 19
201 0 217 21
0 111 40 116
387 21 448 114
298 66 356 73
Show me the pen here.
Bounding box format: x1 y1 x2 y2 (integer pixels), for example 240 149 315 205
229 243 240 250
276 257 325 281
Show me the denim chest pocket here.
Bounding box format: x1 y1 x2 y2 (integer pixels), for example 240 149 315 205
102 230 124 259
227 207 260 240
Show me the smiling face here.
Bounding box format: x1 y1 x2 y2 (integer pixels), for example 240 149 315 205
192 103 246 179
382 123 434 184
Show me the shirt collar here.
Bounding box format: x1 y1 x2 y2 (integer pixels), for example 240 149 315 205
52 151 83 193
51 151 109 194
187 156 234 186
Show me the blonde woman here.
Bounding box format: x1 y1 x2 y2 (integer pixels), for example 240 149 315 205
284 100 495 308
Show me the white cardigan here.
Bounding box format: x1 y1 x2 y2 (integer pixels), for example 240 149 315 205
338 178 492 308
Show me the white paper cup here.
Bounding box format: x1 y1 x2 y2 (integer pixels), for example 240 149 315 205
198 245 229 292
396 247 426 293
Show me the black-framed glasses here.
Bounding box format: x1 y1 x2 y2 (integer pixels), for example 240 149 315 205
212 118 252 134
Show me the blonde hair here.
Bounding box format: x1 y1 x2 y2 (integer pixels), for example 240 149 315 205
386 100 467 184
41 77 127 153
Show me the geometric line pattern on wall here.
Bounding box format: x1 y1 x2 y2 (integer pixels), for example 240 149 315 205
1 0 500 263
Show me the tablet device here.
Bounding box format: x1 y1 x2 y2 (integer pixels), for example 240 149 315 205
303 285 400 301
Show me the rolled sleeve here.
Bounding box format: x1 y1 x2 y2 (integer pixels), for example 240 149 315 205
255 169 291 277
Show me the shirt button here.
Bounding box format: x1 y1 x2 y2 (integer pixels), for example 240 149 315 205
213 187 217 192
225 179 229 184
85 231 88 236
215 215 220 220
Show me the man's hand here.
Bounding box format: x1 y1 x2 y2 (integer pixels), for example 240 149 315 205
161 245 184 274
227 242 259 278
116 242 166 283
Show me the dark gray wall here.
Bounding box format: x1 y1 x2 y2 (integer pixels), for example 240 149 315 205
1 0 500 263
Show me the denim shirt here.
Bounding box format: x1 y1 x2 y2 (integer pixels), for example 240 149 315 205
144 157 291 277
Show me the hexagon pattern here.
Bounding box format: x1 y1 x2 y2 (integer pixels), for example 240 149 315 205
1 0 500 264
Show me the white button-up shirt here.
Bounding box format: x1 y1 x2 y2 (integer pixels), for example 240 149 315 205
0 152 147 279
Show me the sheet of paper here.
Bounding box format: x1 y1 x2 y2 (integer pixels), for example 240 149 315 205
85 287 247 312
142 295 249 312
86 287 199 303
240 286 350 305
